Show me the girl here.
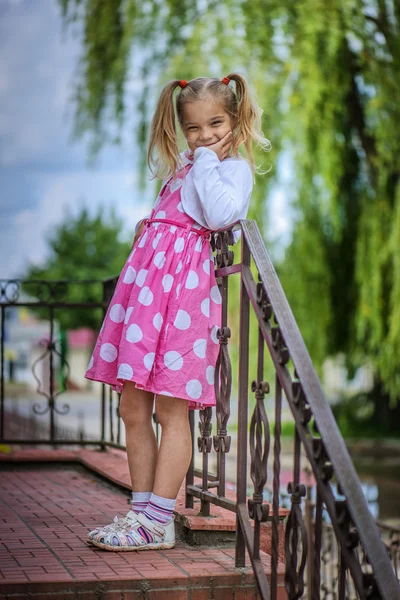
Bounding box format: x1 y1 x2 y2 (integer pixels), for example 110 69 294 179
85 73 270 551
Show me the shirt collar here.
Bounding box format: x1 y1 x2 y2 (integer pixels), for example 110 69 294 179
182 149 194 164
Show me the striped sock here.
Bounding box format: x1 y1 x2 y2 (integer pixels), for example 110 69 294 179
143 493 176 524
131 491 151 513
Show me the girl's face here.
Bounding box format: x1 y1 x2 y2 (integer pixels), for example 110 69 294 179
180 97 233 153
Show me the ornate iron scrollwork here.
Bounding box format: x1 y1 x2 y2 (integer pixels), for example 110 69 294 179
213 326 232 454
362 573 380 598
271 326 290 365
31 338 70 416
256 277 272 322
292 381 312 426
313 438 334 482
213 229 235 269
248 380 270 523
0 280 20 303
285 482 308 600
198 407 212 453
335 501 359 551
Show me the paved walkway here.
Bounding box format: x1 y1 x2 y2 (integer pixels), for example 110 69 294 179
0 462 286 599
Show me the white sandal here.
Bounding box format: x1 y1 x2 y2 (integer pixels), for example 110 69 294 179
87 509 139 545
89 512 175 551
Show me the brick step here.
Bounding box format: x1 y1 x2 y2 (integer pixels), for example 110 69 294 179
0 448 288 556
0 449 287 599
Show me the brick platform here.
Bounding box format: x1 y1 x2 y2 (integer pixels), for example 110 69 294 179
0 457 286 599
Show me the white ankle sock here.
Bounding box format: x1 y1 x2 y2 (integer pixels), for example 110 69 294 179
143 493 176 524
131 491 151 513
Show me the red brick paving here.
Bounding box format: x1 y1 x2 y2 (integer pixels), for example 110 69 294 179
0 462 286 599
0 447 288 560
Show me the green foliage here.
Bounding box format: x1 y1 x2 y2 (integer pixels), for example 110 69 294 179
59 0 400 403
332 389 400 439
23 207 131 331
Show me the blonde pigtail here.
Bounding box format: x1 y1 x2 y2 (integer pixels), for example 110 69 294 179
147 80 183 179
226 73 271 174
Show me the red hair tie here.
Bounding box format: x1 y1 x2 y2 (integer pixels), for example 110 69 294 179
179 80 188 89
222 77 230 85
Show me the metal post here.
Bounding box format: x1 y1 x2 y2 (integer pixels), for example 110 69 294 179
306 485 314 600
185 410 195 508
235 236 251 568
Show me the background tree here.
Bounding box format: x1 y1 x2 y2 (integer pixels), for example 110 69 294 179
59 1 400 424
24 206 131 331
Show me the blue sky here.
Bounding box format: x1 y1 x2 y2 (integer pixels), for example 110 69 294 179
0 0 292 280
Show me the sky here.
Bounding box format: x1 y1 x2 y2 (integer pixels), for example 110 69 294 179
0 0 292 280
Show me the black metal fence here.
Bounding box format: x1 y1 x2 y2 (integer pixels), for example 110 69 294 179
1 220 399 599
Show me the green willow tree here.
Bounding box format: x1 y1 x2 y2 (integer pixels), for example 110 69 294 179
59 1 400 418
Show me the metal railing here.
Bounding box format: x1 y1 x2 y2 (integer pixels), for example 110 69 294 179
1 220 399 599
303 490 400 599
183 221 399 599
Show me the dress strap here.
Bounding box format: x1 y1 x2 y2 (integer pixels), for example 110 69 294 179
144 217 211 239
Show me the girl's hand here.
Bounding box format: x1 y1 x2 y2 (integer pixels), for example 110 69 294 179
132 220 145 248
205 131 233 161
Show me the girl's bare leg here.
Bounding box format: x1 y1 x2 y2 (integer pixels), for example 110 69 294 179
119 382 157 492
153 395 192 499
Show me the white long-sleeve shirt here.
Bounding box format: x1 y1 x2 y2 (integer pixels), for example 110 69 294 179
180 147 253 230
135 147 253 235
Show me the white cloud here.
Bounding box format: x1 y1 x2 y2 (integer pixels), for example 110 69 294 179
2 168 154 278
0 0 138 168
0 0 153 279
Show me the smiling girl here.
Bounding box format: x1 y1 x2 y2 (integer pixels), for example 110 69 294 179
85 74 270 552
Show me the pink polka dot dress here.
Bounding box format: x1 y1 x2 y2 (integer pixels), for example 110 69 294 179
85 160 222 410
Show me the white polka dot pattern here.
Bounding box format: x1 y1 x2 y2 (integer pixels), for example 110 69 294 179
152 233 163 249
174 310 191 330
211 326 219 344
100 343 118 362
203 259 211 275
206 365 215 385
109 304 125 323
164 351 183 371
136 269 148 288
186 270 199 289
154 251 166 269
138 231 148 248
201 298 210 317
138 286 154 306
210 285 222 304
123 266 136 284
174 238 184 253
144 352 155 371
193 339 206 359
118 363 133 380
84 159 221 411
186 379 202 399
124 307 133 325
126 324 143 343
162 274 174 292
153 312 163 331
